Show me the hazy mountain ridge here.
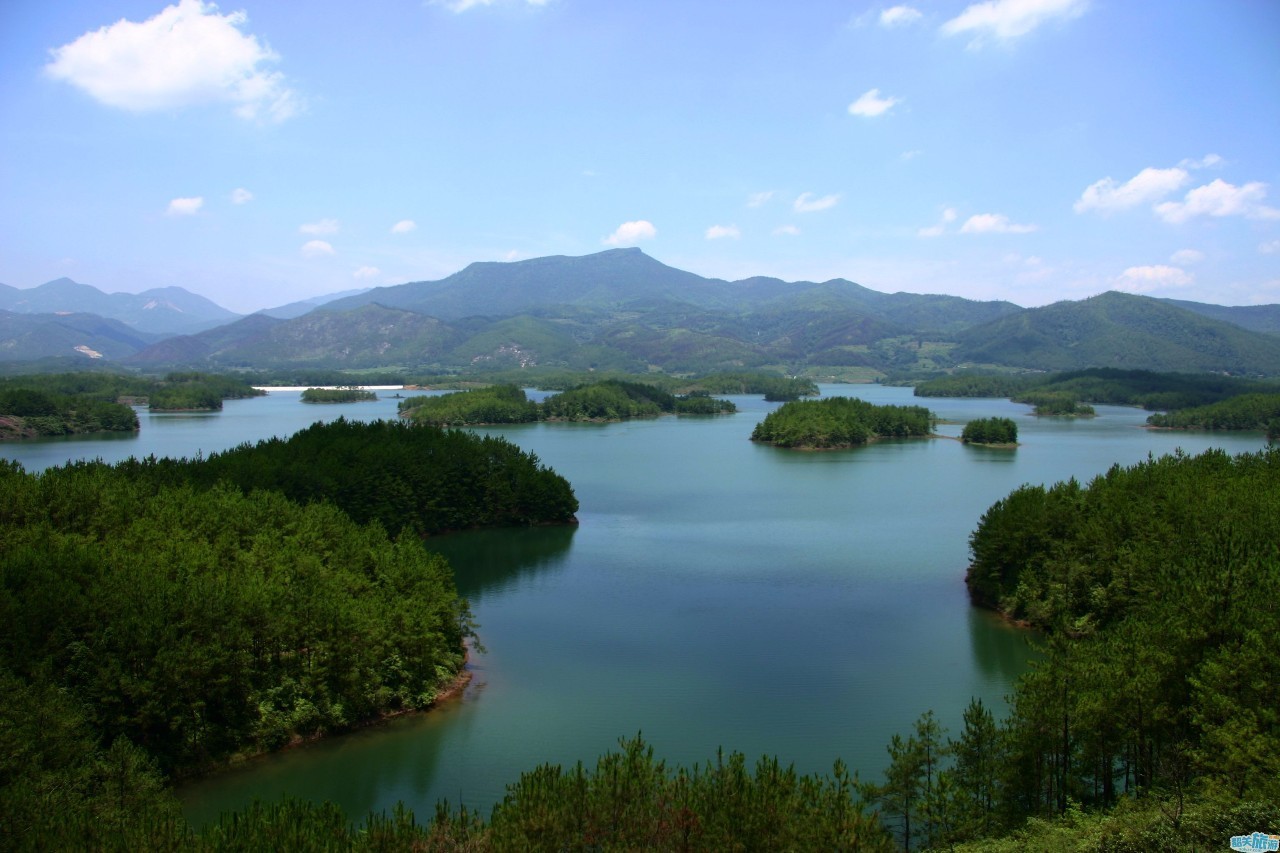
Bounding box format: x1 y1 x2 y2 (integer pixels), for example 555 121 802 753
8 251 1280 375
0 278 241 335
0 309 163 361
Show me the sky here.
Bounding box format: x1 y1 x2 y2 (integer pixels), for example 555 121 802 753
1 0 1278 314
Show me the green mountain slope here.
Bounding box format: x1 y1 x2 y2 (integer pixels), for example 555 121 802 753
954 291 1280 374
0 310 162 361
1157 297 1280 335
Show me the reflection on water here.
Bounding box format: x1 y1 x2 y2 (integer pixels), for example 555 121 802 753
426 525 578 601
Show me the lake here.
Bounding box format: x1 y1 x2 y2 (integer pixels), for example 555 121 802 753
2 385 1266 825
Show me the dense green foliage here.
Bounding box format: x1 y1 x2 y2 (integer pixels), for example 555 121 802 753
961 417 1018 445
1014 392 1095 417
914 373 1037 399
0 371 263 434
400 384 541 425
115 418 578 536
541 380 673 420
0 459 475 779
682 372 819 401
299 386 378 403
751 396 934 448
1146 392 1280 432
954 448 1280 830
0 387 138 438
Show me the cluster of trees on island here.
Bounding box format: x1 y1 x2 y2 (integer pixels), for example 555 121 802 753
399 380 738 426
0 372 264 438
750 396 934 448
300 386 379 403
960 416 1018 446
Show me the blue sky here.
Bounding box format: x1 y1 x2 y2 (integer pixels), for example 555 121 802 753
2 0 1278 313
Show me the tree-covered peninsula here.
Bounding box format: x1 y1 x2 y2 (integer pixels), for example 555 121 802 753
0 371 265 438
1146 392 1280 437
751 396 934 448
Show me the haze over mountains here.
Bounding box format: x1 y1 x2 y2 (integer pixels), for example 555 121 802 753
3 249 1280 376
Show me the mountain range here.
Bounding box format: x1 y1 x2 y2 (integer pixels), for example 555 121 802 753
3 250 1280 376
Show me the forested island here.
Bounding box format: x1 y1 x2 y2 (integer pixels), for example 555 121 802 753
300 386 378 403
400 380 736 426
960 416 1018 446
0 372 264 438
1146 392 1280 438
750 396 934 448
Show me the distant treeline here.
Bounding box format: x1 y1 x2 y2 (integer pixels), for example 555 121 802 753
400 381 737 426
1146 392 1280 437
1014 391 1095 417
915 367 1280 413
0 372 263 439
751 396 934 448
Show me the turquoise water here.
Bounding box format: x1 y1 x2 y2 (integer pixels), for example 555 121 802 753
3 385 1265 824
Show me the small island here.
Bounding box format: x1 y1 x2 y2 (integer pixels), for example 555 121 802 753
961 416 1018 447
1014 392 1095 418
301 386 378 403
750 396 934 449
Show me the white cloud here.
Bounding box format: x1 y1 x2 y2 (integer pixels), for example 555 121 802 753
432 0 549 12
772 225 801 237
1170 249 1204 265
1155 179 1280 224
353 266 380 279
166 196 203 216
300 240 335 257
1116 264 1193 293
391 219 417 234
603 220 657 246
941 0 1087 47
300 218 340 235
900 149 923 161
1260 239 1280 255
747 191 775 208
879 5 923 27
960 213 1038 234
705 224 741 240
45 0 300 122
919 207 957 237
230 187 253 204
848 88 901 118
1074 167 1189 214
794 192 840 213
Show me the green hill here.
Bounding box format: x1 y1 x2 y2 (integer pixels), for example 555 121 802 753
954 291 1280 375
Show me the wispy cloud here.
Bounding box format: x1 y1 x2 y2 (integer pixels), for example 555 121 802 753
1170 249 1204 265
353 266 380 279
166 196 204 216
300 218 340 235
772 225 801 237
1261 240 1280 255
919 207 957 237
1074 167 1189 214
941 0 1087 47
960 213 1038 234
1155 179 1280 224
45 0 301 122
432 0 549 12
848 88 901 118
300 240 335 257
794 192 840 213
879 5 923 27
747 191 775 208
391 219 417 234
230 187 253 204
603 220 657 246
705 224 741 240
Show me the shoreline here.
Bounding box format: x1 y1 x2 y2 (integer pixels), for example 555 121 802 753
176 654 475 785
